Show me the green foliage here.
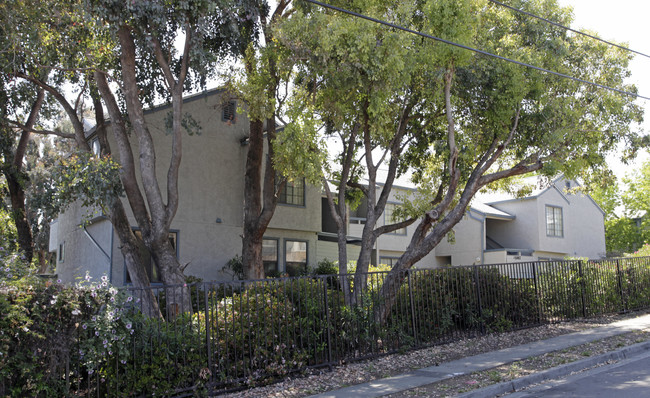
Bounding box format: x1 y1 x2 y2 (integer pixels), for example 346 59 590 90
313 258 339 275
0 273 134 397
223 254 245 280
45 151 124 219
626 243 650 258
0 214 36 283
109 312 208 396
590 161 650 255
605 217 647 255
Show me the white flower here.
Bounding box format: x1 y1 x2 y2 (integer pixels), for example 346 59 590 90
72 309 81 316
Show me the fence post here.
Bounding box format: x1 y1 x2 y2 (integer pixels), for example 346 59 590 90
578 260 587 318
532 262 541 324
473 265 484 334
616 259 626 312
407 270 418 346
203 287 212 374
323 276 333 368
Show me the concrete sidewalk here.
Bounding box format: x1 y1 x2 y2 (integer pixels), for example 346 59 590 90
309 314 650 398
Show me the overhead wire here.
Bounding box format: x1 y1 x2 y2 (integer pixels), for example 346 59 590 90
487 0 650 60
302 0 650 101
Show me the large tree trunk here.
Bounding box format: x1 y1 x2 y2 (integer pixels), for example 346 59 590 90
242 119 266 279
109 199 162 318
151 234 191 316
3 88 45 264
5 170 33 263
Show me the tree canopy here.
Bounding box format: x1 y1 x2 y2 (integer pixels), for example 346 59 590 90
280 0 644 314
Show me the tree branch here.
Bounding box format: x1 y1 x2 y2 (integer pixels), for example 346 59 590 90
7 120 75 139
374 217 417 237
14 72 90 151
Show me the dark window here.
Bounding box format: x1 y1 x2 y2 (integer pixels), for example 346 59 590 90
545 206 563 237
285 240 307 276
279 179 305 206
262 238 278 276
379 257 399 267
384 203 406 235
126 230 178 283
58 242 65 263
222 100 236 123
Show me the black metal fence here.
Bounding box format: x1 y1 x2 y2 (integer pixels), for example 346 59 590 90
52 257 650 395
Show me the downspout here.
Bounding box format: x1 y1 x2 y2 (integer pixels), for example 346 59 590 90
82 224 113 282
109 225 114 284
468 210 485 264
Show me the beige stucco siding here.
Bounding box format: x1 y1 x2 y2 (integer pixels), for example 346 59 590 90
316 241 362 267
434 211 484 266
563 191 606 258
488 199 538 250
53 205 113 283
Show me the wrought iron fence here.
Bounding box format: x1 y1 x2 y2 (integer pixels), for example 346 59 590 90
19 257 650 396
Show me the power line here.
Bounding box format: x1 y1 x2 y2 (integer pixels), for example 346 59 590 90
302 0 650 101
487 0 650 60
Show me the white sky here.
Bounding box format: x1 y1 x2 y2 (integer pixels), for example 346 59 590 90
557 0 650 179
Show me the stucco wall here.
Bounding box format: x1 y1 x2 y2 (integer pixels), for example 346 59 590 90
435 210 484 265
487 199 539 250
54 89 325 284
53 204 113 284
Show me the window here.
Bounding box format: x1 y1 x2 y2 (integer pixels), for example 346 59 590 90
58 242 65 263
262 239 278 275
285 240 307 276
222 100 236 123
379 257 399 267
126 230 178 283
545 205 563 237
384 203 406 235
279 179 305 206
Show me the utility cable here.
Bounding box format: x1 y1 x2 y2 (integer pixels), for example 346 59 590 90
302 0 650 101
487 0 650 60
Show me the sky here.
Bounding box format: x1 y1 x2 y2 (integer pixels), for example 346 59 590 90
557 0 650 178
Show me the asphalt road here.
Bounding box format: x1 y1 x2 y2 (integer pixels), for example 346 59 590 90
504 350 650 397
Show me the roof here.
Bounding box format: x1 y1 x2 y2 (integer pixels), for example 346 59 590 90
470 202 515 220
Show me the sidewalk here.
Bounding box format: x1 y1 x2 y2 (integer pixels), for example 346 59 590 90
309 314 650 398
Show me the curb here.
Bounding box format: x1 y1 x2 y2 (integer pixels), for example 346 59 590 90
455 340 650 398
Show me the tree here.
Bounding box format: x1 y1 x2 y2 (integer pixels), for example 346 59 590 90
89 0 262 312
2 0 261 314
0 85 44 264
591 161 650 255
282 0 644 319
234 0 326 279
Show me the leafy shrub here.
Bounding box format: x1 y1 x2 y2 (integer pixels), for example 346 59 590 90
107 312 208 396
0 273 134 397
199 282 313 385
313 258 338 275
626 243 650 258
222 255 244 280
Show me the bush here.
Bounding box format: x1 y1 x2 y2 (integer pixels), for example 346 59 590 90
313 258 338 275
0 273 134 397
626 243 650 258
